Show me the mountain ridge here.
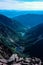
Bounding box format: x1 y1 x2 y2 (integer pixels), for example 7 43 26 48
0 14 25 32
15 14 43 27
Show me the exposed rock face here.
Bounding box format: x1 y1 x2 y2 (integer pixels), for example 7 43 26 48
0 54 42 65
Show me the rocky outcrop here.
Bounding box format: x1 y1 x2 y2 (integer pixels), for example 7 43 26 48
0 54 42 65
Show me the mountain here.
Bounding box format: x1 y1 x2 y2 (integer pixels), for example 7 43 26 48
0 14 25 32
23 23 43 61
15 14 43 27
0 10 31 18
0 14 26 59
0 23 19 58
12 19 26 32
0 22 25 58
0 14 43 61
0 10 43 18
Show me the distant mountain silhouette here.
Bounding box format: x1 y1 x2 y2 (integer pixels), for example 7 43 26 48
0 10 31 18
15 14 43 27
23 23 43 61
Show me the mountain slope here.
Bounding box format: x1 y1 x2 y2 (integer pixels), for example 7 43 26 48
23 23 43 61
0 22 25 58
0 14 25 32
15 14 43 27
0 14 25 59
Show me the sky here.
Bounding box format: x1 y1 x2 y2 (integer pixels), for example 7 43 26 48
0 0 43 10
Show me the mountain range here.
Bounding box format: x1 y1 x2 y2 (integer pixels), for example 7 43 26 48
0 10 43 18
15 14 43 27
23 23 43 61
0 14 43 61
0 14 25 32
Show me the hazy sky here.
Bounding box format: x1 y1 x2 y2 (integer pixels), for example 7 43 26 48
17 0 43 1
0 0 43 10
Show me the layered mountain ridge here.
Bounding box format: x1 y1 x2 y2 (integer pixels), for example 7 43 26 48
15 14 43 27
0 14 25 32
0 14 43 61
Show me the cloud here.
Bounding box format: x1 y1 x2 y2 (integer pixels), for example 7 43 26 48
0 0 5 2
15 0 43 2
0 1 43 10
0 0 43 2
